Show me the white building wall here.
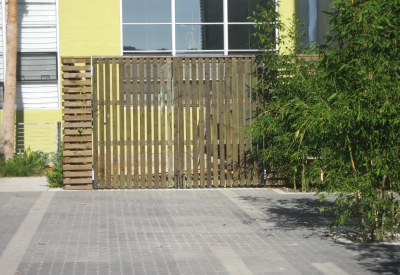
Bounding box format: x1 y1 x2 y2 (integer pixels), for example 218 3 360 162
0 0 58 109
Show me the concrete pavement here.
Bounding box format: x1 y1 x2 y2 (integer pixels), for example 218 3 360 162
0 179 399 274
0 177 54 192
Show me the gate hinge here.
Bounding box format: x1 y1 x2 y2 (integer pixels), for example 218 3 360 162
90 66 93 76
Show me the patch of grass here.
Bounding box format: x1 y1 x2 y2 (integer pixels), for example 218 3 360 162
0 147 49 177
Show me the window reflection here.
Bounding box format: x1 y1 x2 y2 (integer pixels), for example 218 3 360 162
228 24 259 49
228 0 270 22
122 0 171 23
176 25 223 51
123 25 172 51
176 0 223 23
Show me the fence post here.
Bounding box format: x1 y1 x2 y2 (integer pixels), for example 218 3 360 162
61 56 93 190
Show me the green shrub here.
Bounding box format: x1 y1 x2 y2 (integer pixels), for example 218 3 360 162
45 148 63 188
248 0 400 241
0 147 49 177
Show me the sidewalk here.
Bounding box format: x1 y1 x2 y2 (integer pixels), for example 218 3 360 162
0 180 399 275
0 177 51 192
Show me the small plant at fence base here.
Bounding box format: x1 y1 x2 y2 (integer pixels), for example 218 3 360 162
0 147 49 177
248 1 400 241
45 147 63 188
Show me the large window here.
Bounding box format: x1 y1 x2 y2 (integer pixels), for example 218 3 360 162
122 0 273 55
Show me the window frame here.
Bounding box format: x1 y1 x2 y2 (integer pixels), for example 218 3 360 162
16 52 58 82
121 0 277 56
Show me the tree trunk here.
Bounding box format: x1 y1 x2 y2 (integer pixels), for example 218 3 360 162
1 0 18 160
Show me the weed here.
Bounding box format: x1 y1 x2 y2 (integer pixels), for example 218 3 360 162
0 147 48 177
45 147 63 188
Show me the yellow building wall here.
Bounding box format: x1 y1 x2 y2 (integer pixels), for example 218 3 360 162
279 0 296 54
0 110 62 153
58 0 121 56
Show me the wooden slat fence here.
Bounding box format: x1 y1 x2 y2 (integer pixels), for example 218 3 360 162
92 56 262 189
61 57 93 190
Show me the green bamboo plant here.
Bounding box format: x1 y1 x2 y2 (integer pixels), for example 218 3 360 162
247 0 400 241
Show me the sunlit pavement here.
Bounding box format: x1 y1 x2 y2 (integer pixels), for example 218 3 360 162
0 185 399 275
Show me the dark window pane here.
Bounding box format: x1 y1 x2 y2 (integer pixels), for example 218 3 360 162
0 82 3 109
228 24 260 49
17 53 57 81
176 0 223 23
228 0 270 22
122 0 171 23
123 25 172 51
176 25 223 50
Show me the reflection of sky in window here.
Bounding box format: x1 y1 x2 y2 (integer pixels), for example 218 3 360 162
122 0 171 23
123 25 172 51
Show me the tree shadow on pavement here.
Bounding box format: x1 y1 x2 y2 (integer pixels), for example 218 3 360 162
342 244 400 275
238 195 357 236
238 194 400 275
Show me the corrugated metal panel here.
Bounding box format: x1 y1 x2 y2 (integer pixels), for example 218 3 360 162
16 83 59 109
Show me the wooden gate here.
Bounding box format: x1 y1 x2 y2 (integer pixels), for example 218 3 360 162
92 56 261 189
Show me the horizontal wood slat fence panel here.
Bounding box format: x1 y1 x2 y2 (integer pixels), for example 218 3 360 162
61 56 93 190
93 56 264 189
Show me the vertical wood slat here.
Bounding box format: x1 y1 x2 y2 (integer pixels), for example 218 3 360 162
112 58 119 188
231 58 239 187
225 58 232 187
205 58 212 187
173 59 179 187
184 58 192 188
145 58 153 188
191 58 198 188
244 58 252 187
218 58 225 187
178 60 185 187
119 58 126 188
93 58 99 189
99 58 105 189
153 59 160 188
125 59 133 189
238 57 245 187
211 58 219 187
139 59 146 188
198 58 206 188
133 58 140 188
146 59 153 188
160 58 167 188
251 58 259 186
167 58 174 187
105 58 112 188
62 56 93 190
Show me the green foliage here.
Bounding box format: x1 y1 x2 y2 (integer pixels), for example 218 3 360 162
45 147 63 188
248 0 400 241
0 147 49 177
